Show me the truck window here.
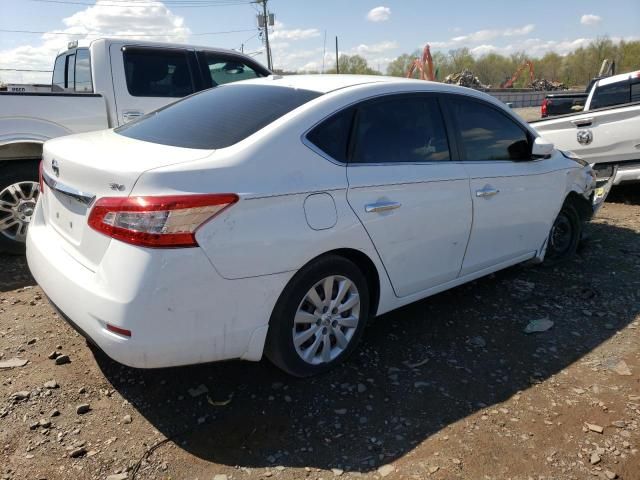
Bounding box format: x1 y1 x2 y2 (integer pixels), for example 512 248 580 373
74 48 93 92
632 82 640 103
590 82 631 109
52 54 66 92
200 52 266 87
123 48 194 98
66 53 75 90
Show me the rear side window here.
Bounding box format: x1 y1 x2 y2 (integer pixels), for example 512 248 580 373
590 82 631 109
448 96 530 161
74 48 93 92
351 95 450 164
116 84 321 149
52 55 66 92
306 108 355 163
123 48 194 97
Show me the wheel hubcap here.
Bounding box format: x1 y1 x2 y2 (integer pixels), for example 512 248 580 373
293 275 360 365
0 181 39 243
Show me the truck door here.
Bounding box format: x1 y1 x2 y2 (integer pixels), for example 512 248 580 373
109 45 198 126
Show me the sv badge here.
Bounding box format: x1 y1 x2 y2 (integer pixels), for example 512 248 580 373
577 129 593 145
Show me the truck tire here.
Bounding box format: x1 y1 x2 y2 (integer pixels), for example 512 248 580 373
0 160 40 255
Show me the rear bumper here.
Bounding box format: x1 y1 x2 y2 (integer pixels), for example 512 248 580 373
613 163 640 185
26 200 291 368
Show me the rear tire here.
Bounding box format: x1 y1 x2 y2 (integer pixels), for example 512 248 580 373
544 203 581 264
265 255 370 377
0 160 40 255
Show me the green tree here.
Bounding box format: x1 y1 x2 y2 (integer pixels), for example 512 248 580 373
386 51 420 77
327 54 379 75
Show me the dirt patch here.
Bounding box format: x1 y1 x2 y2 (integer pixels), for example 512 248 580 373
1 193 639 479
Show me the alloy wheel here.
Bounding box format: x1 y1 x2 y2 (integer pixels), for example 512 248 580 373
292 275 360 365
0 181 39 243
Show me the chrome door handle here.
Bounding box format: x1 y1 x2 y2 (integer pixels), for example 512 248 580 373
122 111 143 122
365 201 402 213
476 187 500 198
571 117 593 127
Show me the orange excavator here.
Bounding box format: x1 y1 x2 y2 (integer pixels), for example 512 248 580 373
406 44 435 81
501 60 535 88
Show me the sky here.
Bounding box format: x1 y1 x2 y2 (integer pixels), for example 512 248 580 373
1 0 639 84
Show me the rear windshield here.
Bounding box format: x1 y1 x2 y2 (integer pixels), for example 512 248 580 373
115 84 322 149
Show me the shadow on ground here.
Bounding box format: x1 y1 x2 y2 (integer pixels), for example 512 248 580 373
0 254 33 292
86 210 640 473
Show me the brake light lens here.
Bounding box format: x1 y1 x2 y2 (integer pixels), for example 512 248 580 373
541 98 549 117
88 194 238 248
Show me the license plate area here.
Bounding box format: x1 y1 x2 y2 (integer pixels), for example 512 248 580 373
46 189 90 245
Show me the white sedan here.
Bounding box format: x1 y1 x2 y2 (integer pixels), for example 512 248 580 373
27 75 598 377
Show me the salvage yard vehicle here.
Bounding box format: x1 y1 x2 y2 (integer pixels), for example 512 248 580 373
534 70 640 186
0 39 270 254
27 75 600 377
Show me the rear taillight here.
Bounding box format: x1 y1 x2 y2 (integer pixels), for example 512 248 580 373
38 160 44 192
87 194 238 248
541 99 549 117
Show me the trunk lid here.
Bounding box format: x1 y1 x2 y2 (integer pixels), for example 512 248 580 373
40 130 212 270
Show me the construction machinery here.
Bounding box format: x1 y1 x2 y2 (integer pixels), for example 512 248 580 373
406 44 436 81
501 60 535 88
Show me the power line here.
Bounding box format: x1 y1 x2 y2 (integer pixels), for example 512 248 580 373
30 0 253 7
0 28 257 37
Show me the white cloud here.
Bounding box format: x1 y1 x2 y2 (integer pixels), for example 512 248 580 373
366 6 391 23
352 40 398 55
580 14 602 26
442 24 535 46
270 21 320 41
0 0 189 83
504 24 535 36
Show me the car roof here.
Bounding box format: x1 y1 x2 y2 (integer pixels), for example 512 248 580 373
235 74 464 94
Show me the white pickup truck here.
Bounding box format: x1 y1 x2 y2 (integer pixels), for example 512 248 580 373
533 70 640 188
0 38 270 253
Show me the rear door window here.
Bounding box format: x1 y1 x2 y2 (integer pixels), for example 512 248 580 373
351 95 451 164
447 96 530 161
116 84 321 149
590 81 631 109
123 48 194 97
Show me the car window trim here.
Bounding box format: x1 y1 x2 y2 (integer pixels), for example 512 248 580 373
441 93 534 163
302 91 454 167
121 46 196 98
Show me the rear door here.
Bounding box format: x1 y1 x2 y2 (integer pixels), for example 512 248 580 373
444 95 565 275
343 93 472 297
110 45 198 125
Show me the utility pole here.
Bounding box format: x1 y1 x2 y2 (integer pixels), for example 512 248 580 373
258 0 273 70
335 36 339 74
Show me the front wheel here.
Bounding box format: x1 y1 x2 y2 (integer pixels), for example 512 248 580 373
544 203 581 264
265 255 370 377
0 161 40 255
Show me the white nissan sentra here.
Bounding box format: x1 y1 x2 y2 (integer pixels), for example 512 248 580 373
27 75 598 377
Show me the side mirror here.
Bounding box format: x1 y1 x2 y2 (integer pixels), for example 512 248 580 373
532 136 554 159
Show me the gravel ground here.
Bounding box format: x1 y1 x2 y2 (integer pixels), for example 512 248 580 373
1 187 639 480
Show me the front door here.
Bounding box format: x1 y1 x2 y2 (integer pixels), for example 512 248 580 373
345 94 472 297
444 95 566 276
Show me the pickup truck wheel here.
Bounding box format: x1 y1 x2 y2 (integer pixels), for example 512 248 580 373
544 204 581 264
0 162 40 255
